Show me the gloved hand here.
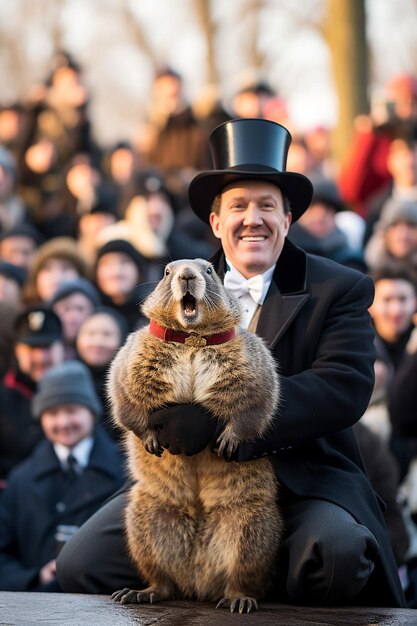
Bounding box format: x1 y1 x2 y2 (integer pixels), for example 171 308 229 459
148 403 219 456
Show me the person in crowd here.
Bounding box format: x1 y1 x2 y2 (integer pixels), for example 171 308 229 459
50 277 101 359
365 199 417 289
0 307 65 484
230 80 277 120
65 153 102 219
0 360 125 591
23 236 88 306
368 265 417 478
57 118 405 607
93 239 147 332
0 302 19 384
338 73 417 218
76 191 119 269
75 307 128 439
0 146 28 231
362 133 417 243
0 223 43 269
386 339 417 607
0 261 27 309
288 178 366 269
100 171 213 282
142 67 209 175
353 421 409 570
0 103 30 164
101 142 136 204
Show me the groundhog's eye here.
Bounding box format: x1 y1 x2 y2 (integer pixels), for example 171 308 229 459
165 267 171 276
206 267 212 275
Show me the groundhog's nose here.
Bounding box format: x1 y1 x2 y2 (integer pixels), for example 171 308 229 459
179 268 196 281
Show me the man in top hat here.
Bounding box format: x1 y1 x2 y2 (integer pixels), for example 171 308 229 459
0 306 65 485
57 119 405 608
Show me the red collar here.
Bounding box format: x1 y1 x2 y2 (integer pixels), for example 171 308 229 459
149 320 236 348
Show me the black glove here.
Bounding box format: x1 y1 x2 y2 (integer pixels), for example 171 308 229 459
148 403 219 456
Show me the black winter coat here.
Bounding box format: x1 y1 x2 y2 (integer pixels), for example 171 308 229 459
0 427 125 590
212 239 405 607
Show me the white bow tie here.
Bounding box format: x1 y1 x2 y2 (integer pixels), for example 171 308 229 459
224 272 264 304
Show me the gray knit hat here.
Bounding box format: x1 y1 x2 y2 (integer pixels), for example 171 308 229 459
379 198 417 229
32 360 102 419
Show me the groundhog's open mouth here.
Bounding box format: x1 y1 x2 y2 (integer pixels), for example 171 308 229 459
182 292 197 318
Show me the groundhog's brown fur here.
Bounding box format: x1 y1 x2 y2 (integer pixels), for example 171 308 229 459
108 258 282 612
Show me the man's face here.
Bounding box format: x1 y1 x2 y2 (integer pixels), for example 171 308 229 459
369 278 417 341
14 341 65 382
40 404 94 448
209 181 292 278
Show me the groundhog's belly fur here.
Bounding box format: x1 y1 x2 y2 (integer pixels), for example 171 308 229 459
110 327 282 601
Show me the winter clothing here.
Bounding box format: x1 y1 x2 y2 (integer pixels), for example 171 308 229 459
0 428 124 590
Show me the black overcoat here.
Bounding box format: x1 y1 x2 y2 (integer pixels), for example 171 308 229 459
212 239 405 607
0 427 125 591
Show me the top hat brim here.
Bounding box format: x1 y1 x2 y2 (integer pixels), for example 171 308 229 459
188 167 313 224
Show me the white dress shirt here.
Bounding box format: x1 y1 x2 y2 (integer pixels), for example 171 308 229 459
224 259 275 329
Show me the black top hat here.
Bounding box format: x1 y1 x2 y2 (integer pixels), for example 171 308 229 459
188 118 313 223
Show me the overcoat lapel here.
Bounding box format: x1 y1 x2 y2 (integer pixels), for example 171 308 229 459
256 281 309 348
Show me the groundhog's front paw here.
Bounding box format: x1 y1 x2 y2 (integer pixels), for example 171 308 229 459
141 431 163 457
215 429 239 459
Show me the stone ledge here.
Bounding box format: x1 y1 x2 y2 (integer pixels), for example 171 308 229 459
0 592 416 626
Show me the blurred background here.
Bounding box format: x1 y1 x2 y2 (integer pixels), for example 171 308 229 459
1 0 417 158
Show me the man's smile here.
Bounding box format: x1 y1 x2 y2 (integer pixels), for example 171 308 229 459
240 235 267 242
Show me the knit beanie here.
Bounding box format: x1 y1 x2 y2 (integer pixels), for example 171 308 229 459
30 237 88 279
32 360 102 419
379 199 417 230
50 277 101 309
95 239 145 276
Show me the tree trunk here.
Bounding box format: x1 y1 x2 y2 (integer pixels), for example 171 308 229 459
325 0 369 163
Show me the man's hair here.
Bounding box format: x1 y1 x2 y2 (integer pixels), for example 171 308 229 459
370 264 416 290
211 188 292 215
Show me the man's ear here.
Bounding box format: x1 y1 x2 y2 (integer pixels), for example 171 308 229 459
284 211 292 234
209 212 222 239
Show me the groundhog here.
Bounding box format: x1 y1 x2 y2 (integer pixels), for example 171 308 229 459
108 258 281 613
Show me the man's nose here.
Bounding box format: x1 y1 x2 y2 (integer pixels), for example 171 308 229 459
243 203 263 226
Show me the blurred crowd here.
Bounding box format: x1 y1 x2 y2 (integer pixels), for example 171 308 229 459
1 51 417 603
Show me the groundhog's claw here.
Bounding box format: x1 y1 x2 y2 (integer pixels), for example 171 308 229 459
142 432 163 457
216 595 258 613
111 586 164 604
215 432 239 458
111 588 139 604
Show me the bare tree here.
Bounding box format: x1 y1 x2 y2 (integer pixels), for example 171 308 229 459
324 0 369 162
